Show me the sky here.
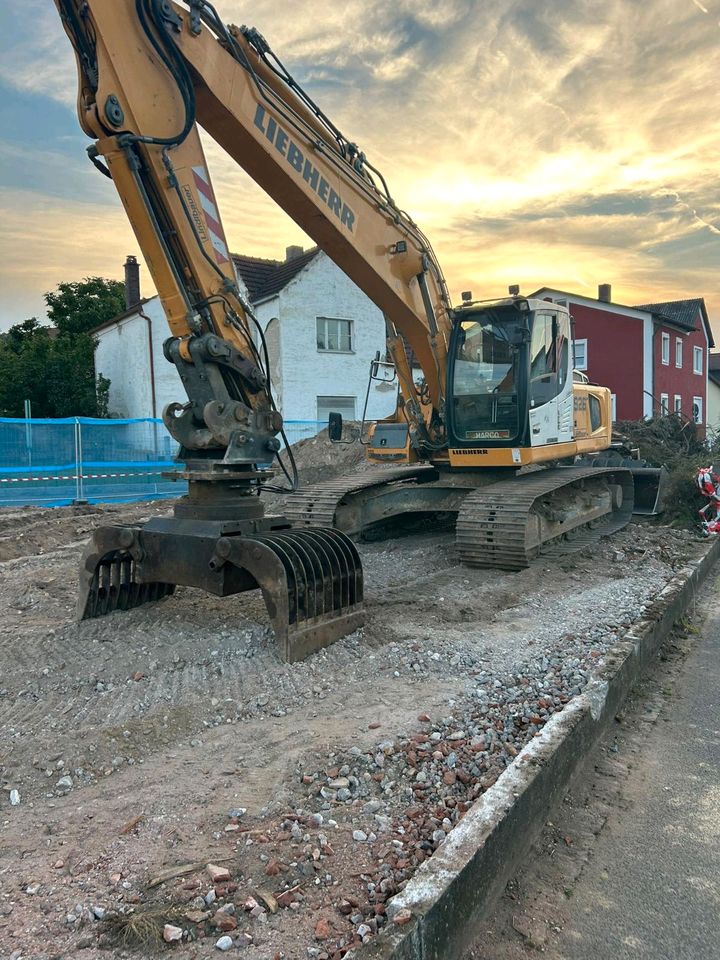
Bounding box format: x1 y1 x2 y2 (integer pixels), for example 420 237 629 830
1 0 719 338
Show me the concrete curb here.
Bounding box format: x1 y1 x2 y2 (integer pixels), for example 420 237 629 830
358 536 720 960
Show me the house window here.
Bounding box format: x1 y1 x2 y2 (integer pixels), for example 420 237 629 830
317 395 356 423
694 346 704 375
317 316 353 352
693 396 703 424
573 338 588 371
611 393 617 423
674 395 682 415
660 393 669 416
675 338 683 368
661 332 670 365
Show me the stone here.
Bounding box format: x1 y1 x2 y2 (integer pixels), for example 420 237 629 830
163 923 183 942
215 935 233 951
512 915 547 948
9 790 20 806
185 909 210 923
213 913 237 932
393 908 413 925
56 775 73 791
314 917 332 940
206 863 231 883
328 777 349 790
352 830 368 842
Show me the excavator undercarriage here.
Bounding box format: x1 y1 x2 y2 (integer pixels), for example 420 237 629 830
285 464 636 568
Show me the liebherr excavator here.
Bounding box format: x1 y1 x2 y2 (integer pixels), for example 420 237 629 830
55 0 654 659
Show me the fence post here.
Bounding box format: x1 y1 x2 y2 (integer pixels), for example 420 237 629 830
73 418 87 504
24 400 32 468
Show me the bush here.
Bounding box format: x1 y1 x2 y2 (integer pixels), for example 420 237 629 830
614 415 716 529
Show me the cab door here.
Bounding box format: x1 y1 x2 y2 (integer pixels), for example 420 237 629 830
527 311 573 446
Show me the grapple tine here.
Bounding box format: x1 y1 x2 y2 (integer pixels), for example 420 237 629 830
221 527 364 662
295 529 337 616
78 526 176 621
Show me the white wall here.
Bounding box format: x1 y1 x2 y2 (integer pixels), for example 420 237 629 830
708 379 720 434
268 253 397 423
95 298 184 419
96 256 397 425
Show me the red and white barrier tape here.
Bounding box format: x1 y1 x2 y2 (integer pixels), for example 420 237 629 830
0 471 166 484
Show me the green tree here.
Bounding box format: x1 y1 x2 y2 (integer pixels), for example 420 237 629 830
45 277 125 337
0 277 122 418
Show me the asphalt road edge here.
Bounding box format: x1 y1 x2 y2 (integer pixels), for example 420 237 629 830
356 536 720 960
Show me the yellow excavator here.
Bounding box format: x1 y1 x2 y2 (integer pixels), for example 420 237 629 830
54 0 655 659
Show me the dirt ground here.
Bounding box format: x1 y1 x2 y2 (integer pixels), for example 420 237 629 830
0 447 705 960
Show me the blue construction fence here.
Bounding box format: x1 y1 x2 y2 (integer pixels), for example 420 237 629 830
0 417 326 508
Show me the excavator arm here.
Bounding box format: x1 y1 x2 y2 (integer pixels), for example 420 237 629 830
55 0 452 459
55 0 412 659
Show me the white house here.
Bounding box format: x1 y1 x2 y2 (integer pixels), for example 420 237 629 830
94 249 398 429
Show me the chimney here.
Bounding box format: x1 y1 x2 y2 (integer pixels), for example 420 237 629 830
598 283 612 303
285 245 304 262
124 255 141 309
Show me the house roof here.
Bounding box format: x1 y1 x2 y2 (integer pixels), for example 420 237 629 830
633 298 714 346
232 247 320 302
530 287 649 318
91 297 153 335
532 287 714 349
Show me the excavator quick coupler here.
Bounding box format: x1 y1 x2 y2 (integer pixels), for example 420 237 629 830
78 519 364 662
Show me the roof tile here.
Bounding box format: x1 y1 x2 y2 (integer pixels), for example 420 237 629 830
633 298 704 333
232 248 320 302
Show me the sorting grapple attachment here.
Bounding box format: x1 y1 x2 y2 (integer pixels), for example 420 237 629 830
77 520 364 662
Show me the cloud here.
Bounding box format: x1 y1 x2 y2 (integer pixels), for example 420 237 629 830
0 1 78 109
1 0 720 339
0 188 145 328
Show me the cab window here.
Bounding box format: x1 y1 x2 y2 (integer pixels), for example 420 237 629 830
529 312 569 408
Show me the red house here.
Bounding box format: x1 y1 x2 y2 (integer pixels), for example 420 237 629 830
532 285 713 436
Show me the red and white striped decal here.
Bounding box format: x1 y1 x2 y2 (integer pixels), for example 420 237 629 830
191 165 230 264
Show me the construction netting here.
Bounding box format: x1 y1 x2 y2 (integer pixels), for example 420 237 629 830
0 417 326 508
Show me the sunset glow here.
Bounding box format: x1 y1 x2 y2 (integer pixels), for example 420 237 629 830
1 0 719 335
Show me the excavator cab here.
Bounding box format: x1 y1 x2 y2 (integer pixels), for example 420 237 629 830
446 298 574 464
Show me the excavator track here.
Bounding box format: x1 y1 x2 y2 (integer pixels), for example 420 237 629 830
456 466 634 570
285 464 438 528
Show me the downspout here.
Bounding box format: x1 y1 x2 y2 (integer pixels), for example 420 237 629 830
138 304 157 420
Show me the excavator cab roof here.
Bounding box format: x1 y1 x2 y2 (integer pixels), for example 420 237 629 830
451 296 565 317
